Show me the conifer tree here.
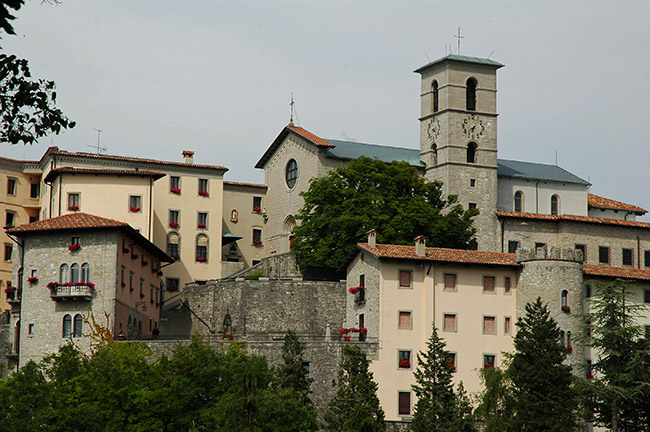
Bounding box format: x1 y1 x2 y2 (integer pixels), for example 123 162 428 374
324 345 385 432
508 297 579 431
411 325 476 432
276 330 313 404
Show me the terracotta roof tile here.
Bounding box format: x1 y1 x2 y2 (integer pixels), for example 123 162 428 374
583 264 650 282
358 243 518 267
6 212 129 234
288 126 335 148
44 167 166 183
588 193 646 214
497 211 650 229
224 181 268 189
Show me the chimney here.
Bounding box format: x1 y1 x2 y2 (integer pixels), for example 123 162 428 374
182 150 194 164
414 235 426 257
367 229 377 248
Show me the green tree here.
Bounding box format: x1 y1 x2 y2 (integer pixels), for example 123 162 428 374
293 156 477 274
474 365 515 432
508 297 579 431
411 325 476 432
582 279 650 431
324 345 385 432
277 330 314 404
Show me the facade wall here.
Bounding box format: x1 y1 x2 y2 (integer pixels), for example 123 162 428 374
588 207 639 221
497 177 588 216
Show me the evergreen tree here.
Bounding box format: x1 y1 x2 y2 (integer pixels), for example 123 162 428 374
508 297 579 431
411 325 476 432
474 365 515 432
324 345 385 432
276 330 313 404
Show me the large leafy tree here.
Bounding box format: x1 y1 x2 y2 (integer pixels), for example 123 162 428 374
293 156 478 273
411 325 476 432
582 279 650 431
324 345 385 432
474 365 515 432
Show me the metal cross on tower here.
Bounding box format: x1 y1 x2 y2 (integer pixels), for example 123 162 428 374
454 27 464 55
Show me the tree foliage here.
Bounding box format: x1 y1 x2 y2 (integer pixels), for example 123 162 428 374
474 365 515 432
324 344 385 432
411 325 476 432
276 330 315 406
293 156 478 273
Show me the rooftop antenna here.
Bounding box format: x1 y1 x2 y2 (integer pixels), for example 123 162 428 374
487 50 495 59
454 27 464 55
425 53 431 62
89 128 106 154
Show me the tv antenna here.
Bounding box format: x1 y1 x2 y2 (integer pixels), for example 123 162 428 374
454 27 464 54
89 128 106 154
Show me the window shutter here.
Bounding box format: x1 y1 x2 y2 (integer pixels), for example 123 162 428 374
484 276 495 292
444 273 456 290
398 392 411 415
399 271 411 287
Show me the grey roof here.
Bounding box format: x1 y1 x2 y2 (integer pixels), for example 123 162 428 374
497 159 590 185
324 139 425 167
414 54 504 73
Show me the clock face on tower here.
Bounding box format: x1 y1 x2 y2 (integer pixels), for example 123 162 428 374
427 118 441 143
462 115 485 140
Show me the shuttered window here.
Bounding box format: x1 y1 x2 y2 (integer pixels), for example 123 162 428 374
443 314 456 332
444 273 456 290
399 312 411 329
483 316 496 334
398 392 411 416
399 270 411 287
483 276 495 293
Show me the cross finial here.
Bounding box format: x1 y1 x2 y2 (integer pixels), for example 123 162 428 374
454 27 464 55
289 93 295 127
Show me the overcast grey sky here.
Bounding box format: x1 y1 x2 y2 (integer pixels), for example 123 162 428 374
3 1 650 218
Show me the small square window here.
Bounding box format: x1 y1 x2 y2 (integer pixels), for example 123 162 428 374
29 215 38 223
198 179 209 196
504 277 511 294
28 324 35 335
30 183 39 199
302 361 310 377
599 246 610 264
5 212 15 228
575 244 586 261
508 240 519 254
398 311 412 329
7 178 16 195
170 176 181 193
4 244 12 261
67 193 80 211
71 236 80 246
468 202 477 209
585 284 592 299
469 179 476 187
167 278 180 292
483 354 496 369
398 350 411 369
483 276 495 293
253 196 262 211
644 290 650 304
444 273 456 291
622 248 633 266
443 313 457 332
399 270 412 288
483 316 496 334
504 317 511 334
398 392 411 416
31 269 37 278
129 196 142 213
198 212 208 229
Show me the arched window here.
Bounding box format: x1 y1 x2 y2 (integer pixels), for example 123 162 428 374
286 159 298 189
70 263 80 283
560 330 565 346
196 234 208 262
73 314 83 337
551 194 560 215
59 264 69 284
81 263 90 283
430 143 438 166
167 232 180 260
432 80 439 113
561 290 569 307
466 78 477 111
567 331 572 348
514 191 524 212
62 314 72 338
467 142 478 163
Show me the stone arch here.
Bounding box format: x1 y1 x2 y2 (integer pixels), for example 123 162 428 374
466 77 478 111
432 80 439 113
283 215 297 252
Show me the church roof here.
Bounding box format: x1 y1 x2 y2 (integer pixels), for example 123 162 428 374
588 193 646 215
324 140 424 167
497 159 590 185
357 243 518 267
414 54 504 73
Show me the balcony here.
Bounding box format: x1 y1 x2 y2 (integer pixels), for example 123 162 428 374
50 284 93 301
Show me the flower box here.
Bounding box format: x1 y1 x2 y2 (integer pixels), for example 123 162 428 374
68 243 81 252
169 222 179 229
121 282 126 288
567 344 573 352
196 256 207 263
198 190 209 197
348 285 364 295
197 223 206 229
483 363 494 369
131 253 139 260
27 276 38 284
561 305 571 313
252 239 263 247
140 293 145 299
68 205 79 211
130 206 141 212
447 362 456 372
4 286 16 295
142 260 149 267
399 360 410 369
170 188 181 194
253 206 262 213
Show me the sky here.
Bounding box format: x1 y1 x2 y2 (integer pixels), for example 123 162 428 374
2 1 650 219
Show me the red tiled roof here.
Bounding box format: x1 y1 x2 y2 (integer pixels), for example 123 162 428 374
7 212 128 234
358 243 519 267
44 167 166 183
583 264 650 282
497 211 650 229
287 126 335 148
588 193 646 214
224 181 268 189
255 125 334 169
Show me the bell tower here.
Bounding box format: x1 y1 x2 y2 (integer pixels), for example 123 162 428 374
415 55 503 251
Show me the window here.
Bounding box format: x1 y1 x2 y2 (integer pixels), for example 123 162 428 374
443 313 457 332
398 311 412 329
196 234 208 262
4 244 12 262
286 159 298 188
59 264 69 284
432 80 439 113
302 362 310 377
167 277 179 292
483 276 495 293
466 78 477 111
535 243 546 254
6 178 16 195
444 273 456 291
644 290 650 304
252 259 262 266
30 183 39 199
585 284 592 299
129 272 134 290
622 248 634 266
550 194 560 215
561 290 569 307
252 228 262 246
79 263 89 283
483 354 495 369
575 244 587 261
70 263 80 283
358 313 365 341
68 193 80 210
129 195 141 213
504 276 512 294
71 236 80 246
5 211 15 228
645 251 650 268
167 232 180 260
468 202 477 209
121 266 125 287
469 178 476 187
483 316 496 334
198 212 208 229
169 210 180 228
399 270 412 288
198 178 209 196
398 391 411 416
62 315 72 338
599 246 610 264
447 353 457 371
504 317 511 334
253 196 262 211
398 350 411 369
508 240 519 254
29 215 38 223
466 142 477 163
73 314 83 337
514 191 523 212
170 176 180 193
358 274 365 302
28 323 35 335
140 279 144 297
31 269 37 278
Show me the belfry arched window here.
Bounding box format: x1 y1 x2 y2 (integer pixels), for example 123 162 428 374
514 191 524 213
466 78 477 111
467 142 478 163
432 80 439 113
551 194 560 215
430 143 438 166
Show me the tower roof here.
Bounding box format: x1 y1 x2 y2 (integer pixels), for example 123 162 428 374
414 54 504 73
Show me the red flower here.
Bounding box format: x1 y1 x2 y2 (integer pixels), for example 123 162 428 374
359 327 368 335
169 222 179 229
399 360 410 368
252 239 263 246
68 205 79 211
197 223 206 229
198 190 209 197
196 256 207 263
68 243 81 252
348 286 364 294
140 293 145 299
4 286 16 294
121 282 126 288
338 327 349 335
484 363 494 369
561 305 571 313
170 188 181 194
253 206 262 213
447 362 456 371
27 276 38 284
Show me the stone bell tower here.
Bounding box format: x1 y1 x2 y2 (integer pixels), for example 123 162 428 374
414 55 503 251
